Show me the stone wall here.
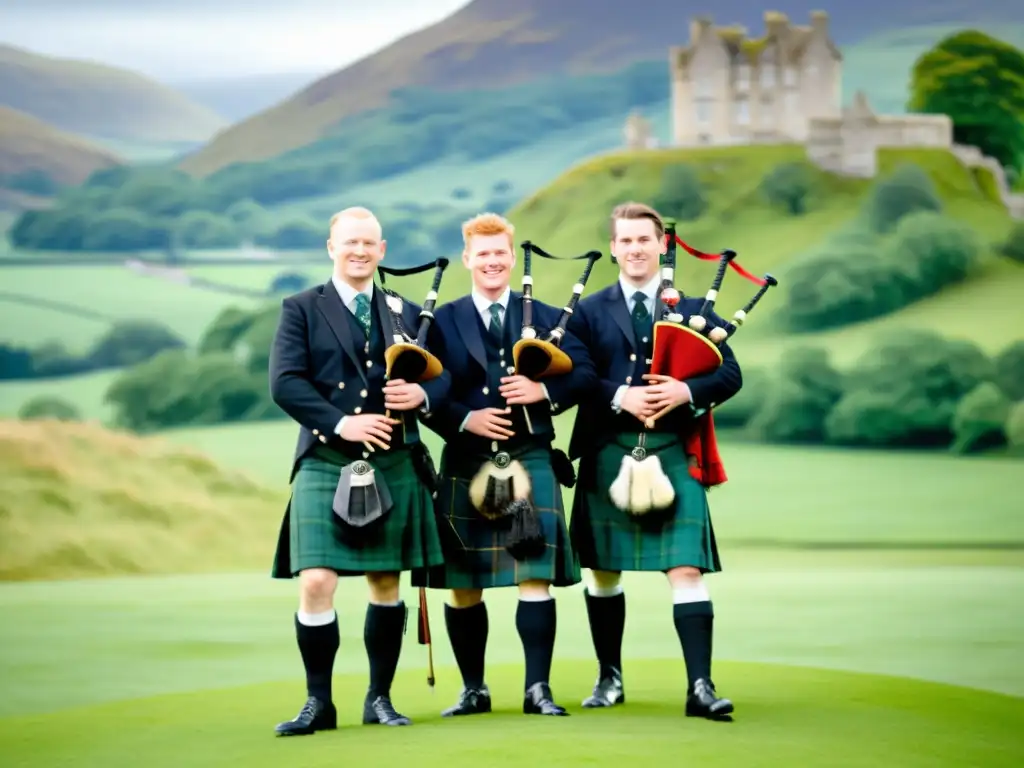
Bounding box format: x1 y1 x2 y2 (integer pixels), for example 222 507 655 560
951 144 1024 218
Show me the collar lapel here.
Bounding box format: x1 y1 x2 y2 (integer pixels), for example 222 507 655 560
317 281 368 386
372 285 397 353
455 296 487 370
607 283 637 351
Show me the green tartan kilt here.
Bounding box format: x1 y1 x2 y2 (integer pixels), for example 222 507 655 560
570 433 722 574
271 445 445 578
411 446 581 590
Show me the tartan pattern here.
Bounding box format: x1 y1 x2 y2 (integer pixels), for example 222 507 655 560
412 447 581 589
570 433 722 573
271 445 445 578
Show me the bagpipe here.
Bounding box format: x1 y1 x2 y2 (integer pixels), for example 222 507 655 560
375 256 452 690
469 240 602 561
609 218 778 518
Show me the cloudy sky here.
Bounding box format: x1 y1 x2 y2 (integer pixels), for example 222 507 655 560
1 0 472 81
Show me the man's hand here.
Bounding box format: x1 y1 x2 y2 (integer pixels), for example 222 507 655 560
339 414 400 451
620 386 657 420
641 374 692 413
499 375 545 405
465 407 515 440
383 379 426 411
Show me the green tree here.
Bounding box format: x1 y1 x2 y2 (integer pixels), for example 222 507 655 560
1006 401 1024 452
87 320 186 369
998 221 1024 263
653 164 707 222
745 347 844 443
863 164 942 233
825 332 994 447
993 340 1024 401
760 162 815 215
951 381 1011 453
888 211 981 298
18 396 81 421
908 30 1024 173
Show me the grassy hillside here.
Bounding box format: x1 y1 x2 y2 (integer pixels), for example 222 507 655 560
0 44 226 144
0 419 286 580
0 106 124 186
178 1 1024 177
503 145 1023 367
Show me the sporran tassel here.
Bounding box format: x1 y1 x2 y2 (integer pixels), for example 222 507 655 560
505 498 545 560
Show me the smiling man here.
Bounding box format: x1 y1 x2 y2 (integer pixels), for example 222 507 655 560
415 212 597 719
268 206 450 736
565 201 742 721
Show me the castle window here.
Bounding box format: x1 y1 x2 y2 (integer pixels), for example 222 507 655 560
696 100 711 125
735 100 749 125
736 65 750 90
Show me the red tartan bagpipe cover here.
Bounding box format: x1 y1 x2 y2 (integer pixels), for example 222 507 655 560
649 235 771 489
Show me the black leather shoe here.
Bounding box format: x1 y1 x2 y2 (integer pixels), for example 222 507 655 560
523 682 569 716
442 686 492 716
274 696 337 736
362 694 412 726
582 666 625 708
685 678 734 720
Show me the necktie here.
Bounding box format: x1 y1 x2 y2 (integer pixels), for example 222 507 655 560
354 293 372 338
631 290 651 346
487 302 503 339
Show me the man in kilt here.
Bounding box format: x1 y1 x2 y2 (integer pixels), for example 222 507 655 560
268 206 450 735
565 202 741 720
415 212 597 718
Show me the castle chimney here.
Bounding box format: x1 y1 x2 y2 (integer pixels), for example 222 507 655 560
690 16 713 45
810 10 828 34
764 10 789 39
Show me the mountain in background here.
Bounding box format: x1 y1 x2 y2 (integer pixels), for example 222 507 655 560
170 72 325 123
178 0 1024 176
0 106 124 205
0 44 227 145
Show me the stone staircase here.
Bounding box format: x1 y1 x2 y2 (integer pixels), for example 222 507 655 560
950 144 1024 219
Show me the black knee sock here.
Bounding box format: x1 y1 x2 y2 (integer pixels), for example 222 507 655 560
673 601 714 688
584 590 625 678
295 612 340 703
444 602 488 689
364 602 406 698
516 598 557 690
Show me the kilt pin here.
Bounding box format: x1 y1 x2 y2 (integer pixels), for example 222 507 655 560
415 289 598 717
268 277 450 735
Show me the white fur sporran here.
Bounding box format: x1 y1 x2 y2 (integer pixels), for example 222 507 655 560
608 449 676 517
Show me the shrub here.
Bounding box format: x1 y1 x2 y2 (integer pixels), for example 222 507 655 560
760 162 815 215
998 221 1024 264
951 382 1010 453
863 163 942 233
653 163 707 222
994 340 1024 401
18 396 81 421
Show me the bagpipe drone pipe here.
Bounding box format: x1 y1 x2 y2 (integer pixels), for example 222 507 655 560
608 217 778 518
375 256 451 689
469 240 603 561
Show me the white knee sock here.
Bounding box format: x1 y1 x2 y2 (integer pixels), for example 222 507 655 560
297 608 336 626
519 592 553 602
588 584 623 597
672 582 710 604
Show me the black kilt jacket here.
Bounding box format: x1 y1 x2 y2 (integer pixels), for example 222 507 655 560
268 280 452 482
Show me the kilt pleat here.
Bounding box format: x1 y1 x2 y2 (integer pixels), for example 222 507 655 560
412 447 581 590
570 433 722 574
271 445 444 578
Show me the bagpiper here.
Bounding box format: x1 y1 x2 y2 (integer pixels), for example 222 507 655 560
415 212 599 718
565 200 763 720
268 206 451 735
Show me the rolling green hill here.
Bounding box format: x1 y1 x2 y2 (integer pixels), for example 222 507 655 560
0 418 286 580
0 44 226 145
502 145 1023 368
0 106 124 189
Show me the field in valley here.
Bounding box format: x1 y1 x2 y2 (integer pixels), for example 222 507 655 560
0 417 1021 765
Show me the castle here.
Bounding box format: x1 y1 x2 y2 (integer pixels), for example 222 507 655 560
623 10 1023 216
